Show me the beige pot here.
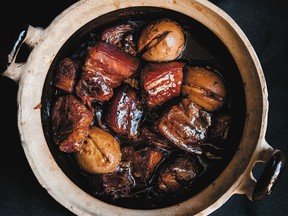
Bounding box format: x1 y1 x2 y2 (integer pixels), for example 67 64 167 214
2 0 285 215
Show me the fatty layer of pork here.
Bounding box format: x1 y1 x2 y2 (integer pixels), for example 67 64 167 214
76 42 140 108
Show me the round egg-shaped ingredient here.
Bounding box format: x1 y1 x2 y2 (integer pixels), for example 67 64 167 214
137 18 185 62
181 67 227 112
75 126 121 174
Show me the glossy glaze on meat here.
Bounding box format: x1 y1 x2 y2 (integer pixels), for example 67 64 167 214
101 23 137 56
105 84 144 140
141 61 184 108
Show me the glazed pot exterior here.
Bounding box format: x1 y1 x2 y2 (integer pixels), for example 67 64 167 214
2 0 285 215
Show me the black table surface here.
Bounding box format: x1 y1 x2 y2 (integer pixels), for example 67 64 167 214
0 0 287 215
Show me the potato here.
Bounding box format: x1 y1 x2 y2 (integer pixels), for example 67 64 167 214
75 126 121 174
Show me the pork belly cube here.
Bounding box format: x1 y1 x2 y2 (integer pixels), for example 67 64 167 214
141 61 184 109
105 84 144 140
75 42 140 106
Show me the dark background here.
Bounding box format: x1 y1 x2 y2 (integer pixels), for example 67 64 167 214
0 0 287 215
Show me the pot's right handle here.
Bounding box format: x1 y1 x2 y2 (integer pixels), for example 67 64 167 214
252 148 285 201
237 140 286 201
2 25 44 82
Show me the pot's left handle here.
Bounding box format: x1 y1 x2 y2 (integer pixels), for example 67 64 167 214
2 25 44 82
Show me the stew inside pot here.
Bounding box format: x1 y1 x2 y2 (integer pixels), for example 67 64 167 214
41 7 246 209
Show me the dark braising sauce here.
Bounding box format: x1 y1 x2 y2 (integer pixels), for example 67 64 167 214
41 7 246 210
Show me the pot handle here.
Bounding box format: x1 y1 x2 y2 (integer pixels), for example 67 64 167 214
236 140 286 201
2 25 44 82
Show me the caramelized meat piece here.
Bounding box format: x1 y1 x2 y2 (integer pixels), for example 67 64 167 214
132 146 165 184
209 112 232 141
51 94 94 153
141 61 184 109
102 146 136 198
101 23 137 56
156 98 212 154
101 24 132 46
76 70 113 105
102 170 135 198
200 112 233 160
75 42 140 106
53 57 79 92
102 146 165 198
157 154 200 193
105 84 144 140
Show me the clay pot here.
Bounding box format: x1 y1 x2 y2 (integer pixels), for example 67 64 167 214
2 0 285 215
